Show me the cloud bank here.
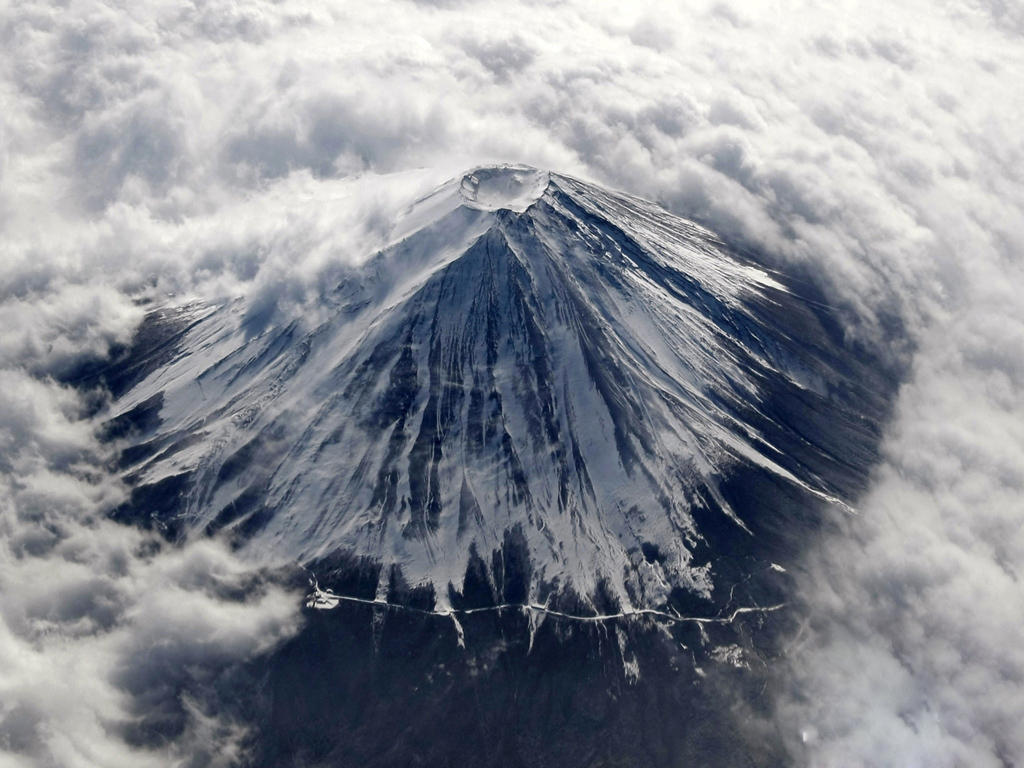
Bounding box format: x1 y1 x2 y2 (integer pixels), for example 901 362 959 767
1 0 1022 763
0 369 301 766
779 272 1024 765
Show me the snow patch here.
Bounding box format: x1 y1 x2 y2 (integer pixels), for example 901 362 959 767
711 644 748 669
449 613 466 649
306 577 341 610
616 625 641 684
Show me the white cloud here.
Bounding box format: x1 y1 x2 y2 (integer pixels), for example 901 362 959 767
0 369 301 767
779 267 1024 765
0 0 1022 763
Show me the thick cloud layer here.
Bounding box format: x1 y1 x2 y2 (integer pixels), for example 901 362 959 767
0 369 301 766
779 274 1024 765
1 0 1022 764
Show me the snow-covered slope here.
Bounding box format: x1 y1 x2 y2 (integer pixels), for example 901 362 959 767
110 165 880 612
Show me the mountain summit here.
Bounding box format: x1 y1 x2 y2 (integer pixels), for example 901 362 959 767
109 165 883 615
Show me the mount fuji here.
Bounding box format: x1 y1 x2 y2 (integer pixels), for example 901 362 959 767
95 165 892 767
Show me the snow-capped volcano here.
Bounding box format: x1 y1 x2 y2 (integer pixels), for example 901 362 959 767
109 165 881 613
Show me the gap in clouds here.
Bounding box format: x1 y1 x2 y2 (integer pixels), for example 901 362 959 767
1 0 1023 764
